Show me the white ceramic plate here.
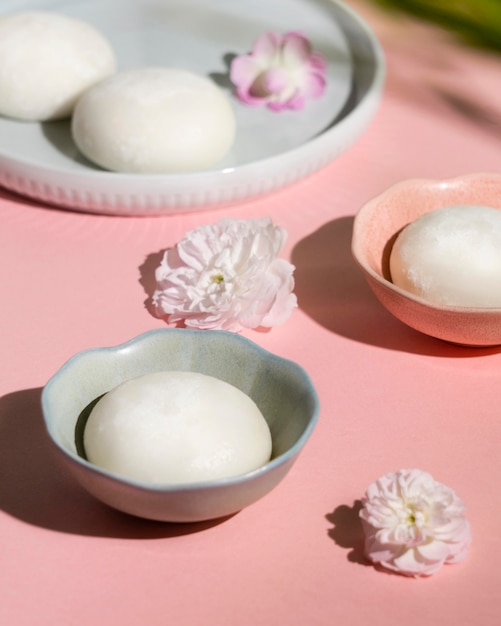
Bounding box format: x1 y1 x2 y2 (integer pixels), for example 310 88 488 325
0 0 384 215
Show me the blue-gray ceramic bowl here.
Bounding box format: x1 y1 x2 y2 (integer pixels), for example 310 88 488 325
41 329 319 522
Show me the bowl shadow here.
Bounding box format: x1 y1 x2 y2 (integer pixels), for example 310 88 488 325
291 217 500 357
0 387 235 538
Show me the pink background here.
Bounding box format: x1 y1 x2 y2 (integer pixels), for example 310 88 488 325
1 2 501 624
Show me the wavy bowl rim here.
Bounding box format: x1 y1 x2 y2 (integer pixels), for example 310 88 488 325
41 328 321 493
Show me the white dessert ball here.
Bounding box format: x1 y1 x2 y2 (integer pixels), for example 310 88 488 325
71 67 236 173
83 371 272 485
0 11 116 121
390 204 501 307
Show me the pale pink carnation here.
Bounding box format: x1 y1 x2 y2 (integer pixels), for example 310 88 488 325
152 217 297 331
360 469 471 577
230 31 327 111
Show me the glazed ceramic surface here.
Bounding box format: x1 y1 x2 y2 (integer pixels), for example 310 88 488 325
0 0 384 215
351 172 501 346
41 329 320 522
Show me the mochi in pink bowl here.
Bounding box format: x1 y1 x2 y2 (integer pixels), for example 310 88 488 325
351 172 501 346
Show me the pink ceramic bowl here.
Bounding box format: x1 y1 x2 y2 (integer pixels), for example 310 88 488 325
351 172 501 346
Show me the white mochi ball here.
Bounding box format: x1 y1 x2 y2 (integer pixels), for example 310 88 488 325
83 371 272 485
71 67 236 173
390 205 501 307
0 11 116 121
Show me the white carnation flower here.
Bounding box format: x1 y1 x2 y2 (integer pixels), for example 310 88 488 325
152 217 297 331
360 469 471 577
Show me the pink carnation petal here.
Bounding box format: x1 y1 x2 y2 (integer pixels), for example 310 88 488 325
284 92 306 110
309 51 328 74
360 469 471 577
416 540 451 562
153 217 295 331
250 67 290 99
281 32 312 66
446 539 470 564
392 549 443 577
229 30 328 111
259 259 297 327
252 31 282 61
230 55 260 90
236 88 266 106
261 67 289 94
302 71 326 99
267 100 289 112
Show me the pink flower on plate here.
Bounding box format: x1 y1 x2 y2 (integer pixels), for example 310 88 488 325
230 31 327 111
152 217 297 332
360 469 471 577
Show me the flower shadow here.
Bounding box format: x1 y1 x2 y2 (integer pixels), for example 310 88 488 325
291 216 501 357
0 387 235 538
325 500 369 566
209 52 237 93
138 249 165 318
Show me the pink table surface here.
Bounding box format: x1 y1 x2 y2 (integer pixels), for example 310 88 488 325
1 3 501 625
